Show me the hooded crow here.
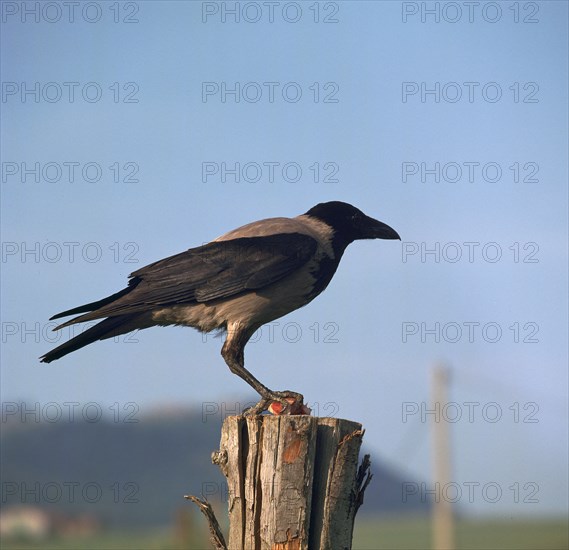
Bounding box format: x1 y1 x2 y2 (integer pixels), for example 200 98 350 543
40 201 399 414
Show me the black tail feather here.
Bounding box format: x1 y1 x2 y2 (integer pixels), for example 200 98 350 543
49 286 135 321
40 315 133 363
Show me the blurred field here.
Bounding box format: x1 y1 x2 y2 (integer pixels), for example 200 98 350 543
2 518 567 550
353 517 569 549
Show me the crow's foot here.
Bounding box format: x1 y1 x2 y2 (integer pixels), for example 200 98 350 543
243 390 310 416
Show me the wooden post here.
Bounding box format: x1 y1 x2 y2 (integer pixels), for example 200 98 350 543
199 415 371 550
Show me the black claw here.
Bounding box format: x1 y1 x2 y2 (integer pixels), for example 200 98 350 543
242 398 270 416
242 390 304 416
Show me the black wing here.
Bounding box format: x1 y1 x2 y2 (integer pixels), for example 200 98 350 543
52 233 318 327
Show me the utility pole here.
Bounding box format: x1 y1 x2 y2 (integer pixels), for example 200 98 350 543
431 364 455 550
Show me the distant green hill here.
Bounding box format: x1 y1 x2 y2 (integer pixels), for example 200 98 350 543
1 404 429 528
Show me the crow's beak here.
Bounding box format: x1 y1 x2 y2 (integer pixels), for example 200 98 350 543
363 216 401 240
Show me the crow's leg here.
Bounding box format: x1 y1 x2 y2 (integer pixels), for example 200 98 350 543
221 323 304 415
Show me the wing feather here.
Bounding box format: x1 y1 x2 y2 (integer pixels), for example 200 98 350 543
56 233 318 326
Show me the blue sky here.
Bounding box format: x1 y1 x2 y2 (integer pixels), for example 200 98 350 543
1 1 568 517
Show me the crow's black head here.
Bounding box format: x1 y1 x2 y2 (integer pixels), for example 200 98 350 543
305 201 400 245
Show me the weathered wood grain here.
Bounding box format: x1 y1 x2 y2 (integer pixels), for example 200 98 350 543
213 415 369 550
